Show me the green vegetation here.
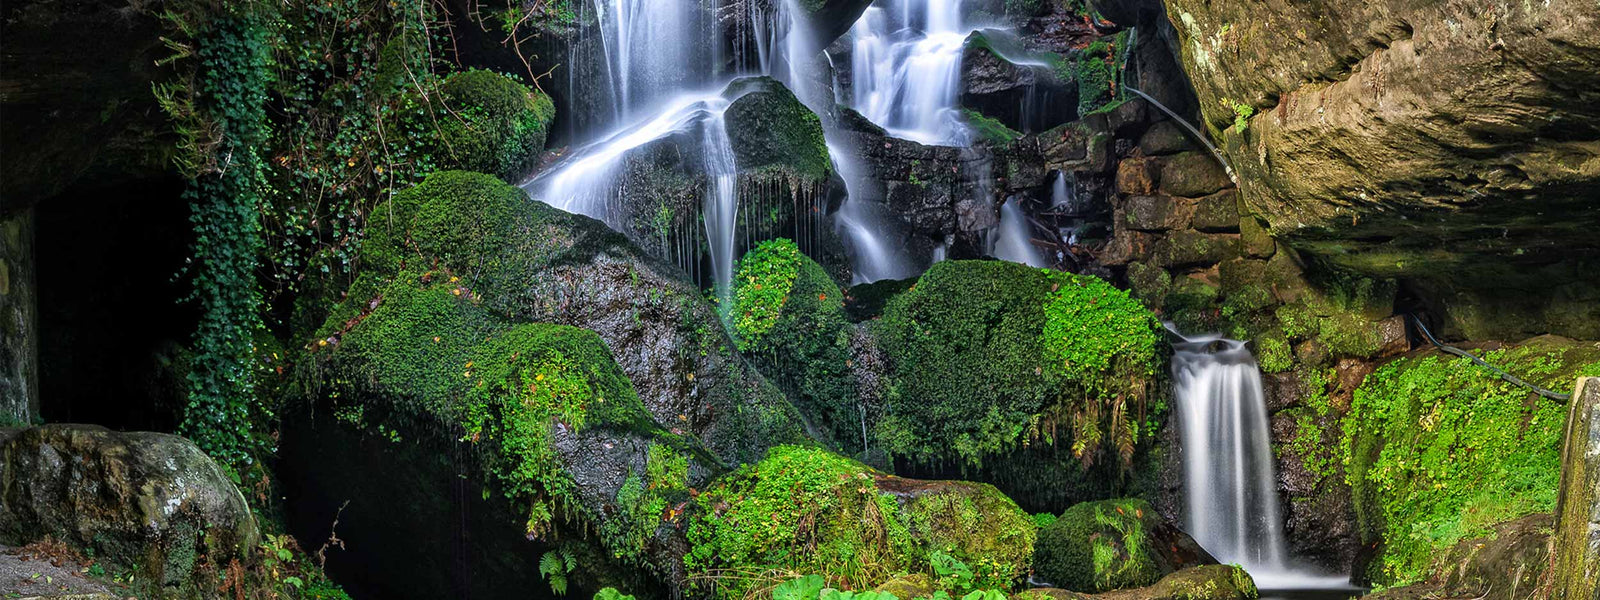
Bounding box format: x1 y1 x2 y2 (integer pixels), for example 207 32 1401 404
1342 338 1600 585
873 261 1162 468
1230 101 1254 134
1033 499 1165 593
731 240 860 449
318 170 697 562
962 110 1022 145
394 69 556 182
176 12 273 470
684 446 1035 600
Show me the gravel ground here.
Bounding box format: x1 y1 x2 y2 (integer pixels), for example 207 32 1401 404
0 545 116 599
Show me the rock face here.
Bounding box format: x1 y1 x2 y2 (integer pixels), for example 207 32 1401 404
1163 0 1600 339
0 425 258 593
0 213 38 424
1553 376 1600 600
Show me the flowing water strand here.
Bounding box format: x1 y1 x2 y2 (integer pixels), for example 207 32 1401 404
992 197 1050 268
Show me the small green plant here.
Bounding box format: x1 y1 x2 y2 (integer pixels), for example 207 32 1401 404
540 548 578 595
1230 101 1254 133
594 588 636 600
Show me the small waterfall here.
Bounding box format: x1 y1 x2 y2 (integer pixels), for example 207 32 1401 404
846 0 973 145
589 0 705 121
991 197 1049 268
1171 330 1292 575
699 107 741 304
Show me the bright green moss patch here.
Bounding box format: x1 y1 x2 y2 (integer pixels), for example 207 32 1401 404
684 446 1035 600
1342 337 1600 585
732 239 861 449
963 109 1022 145
873 261 1162 468
731 239 807 346
1033 499 1163 592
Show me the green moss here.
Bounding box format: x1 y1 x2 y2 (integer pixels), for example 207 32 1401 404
393 70 554 183
1033 499 1163 592
317 170 705 563
1341 338 1600 585
903 486 1037 588
684 446 1034 599
732 239 860 448
873 261 1162 468
1273 272 1395 358
730 239 807 345
723 77 832 182
963 109 1022 145
1254 331 1292 374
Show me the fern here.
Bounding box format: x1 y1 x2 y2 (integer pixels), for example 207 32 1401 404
540 548 578 596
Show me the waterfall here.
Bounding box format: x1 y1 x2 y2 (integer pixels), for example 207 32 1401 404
589 0 704 121
991 197 1049 268
845 0 973 145
1170 329 1356 589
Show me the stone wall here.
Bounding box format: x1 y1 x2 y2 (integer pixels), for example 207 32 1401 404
0 210 37 425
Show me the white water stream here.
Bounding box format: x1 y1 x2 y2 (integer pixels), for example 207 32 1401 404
1170 328 1356 590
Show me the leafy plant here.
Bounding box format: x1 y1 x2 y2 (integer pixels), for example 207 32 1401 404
540 548 578 595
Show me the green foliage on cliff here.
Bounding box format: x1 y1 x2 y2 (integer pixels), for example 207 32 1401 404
962 110 1022 145
731 240 861 449
684 446 1035 600
1033 499 1163 593
1342 338 1600 585
873 261 1162 469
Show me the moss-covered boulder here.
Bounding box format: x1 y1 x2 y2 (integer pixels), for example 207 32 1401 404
0 425 258 597
729 239 859 448
1361 513 1552 600
394 70 555 183
1023 565 1258 600
723 77 831 182
684 445 1036 600
287 170 808 595
1033 499 1214 593
1343 336 1600 586
871 260 1163 469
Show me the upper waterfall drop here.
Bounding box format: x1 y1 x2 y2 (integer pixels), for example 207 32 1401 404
846 0 974 145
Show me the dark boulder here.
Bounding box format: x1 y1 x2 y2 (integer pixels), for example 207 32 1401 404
0 425 258 594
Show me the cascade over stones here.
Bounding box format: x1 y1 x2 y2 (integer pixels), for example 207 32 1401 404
6 0 1600 597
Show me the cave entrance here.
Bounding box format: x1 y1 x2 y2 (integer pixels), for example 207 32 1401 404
34 175 196 431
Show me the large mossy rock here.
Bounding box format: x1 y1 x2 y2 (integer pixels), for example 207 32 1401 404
1032 499 1214 593
1343 336 1600 585
288 170 808 595
722 77 832 182
337 170 806 463
394 70 555 183
871 260 1163 469
1361 513 1553 600
728 239 859 449
683 445 1037 600
0 425 258 595
1162 0 1600 339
